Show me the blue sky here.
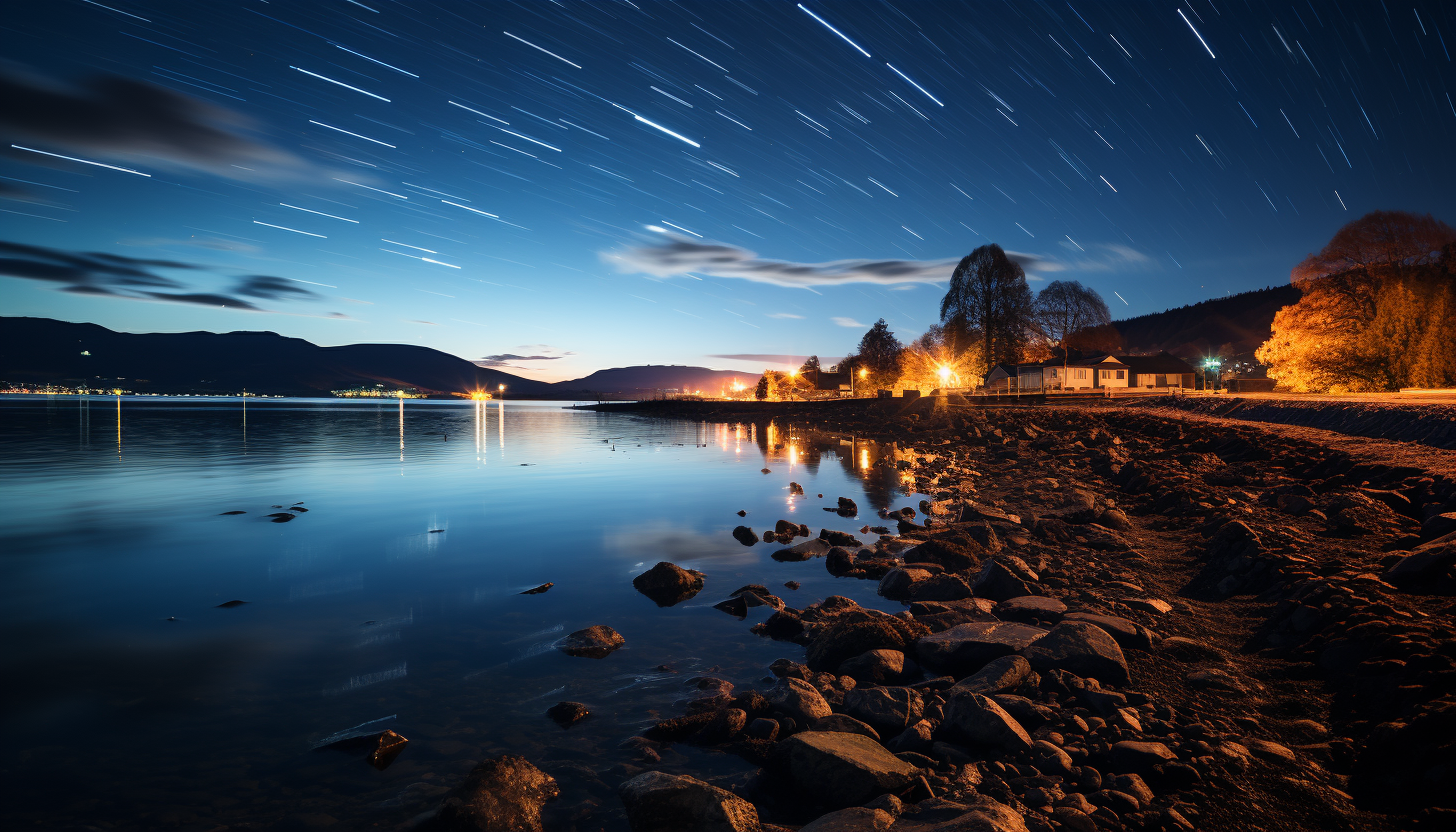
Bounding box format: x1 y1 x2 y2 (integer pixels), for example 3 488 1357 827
3 1 1454 381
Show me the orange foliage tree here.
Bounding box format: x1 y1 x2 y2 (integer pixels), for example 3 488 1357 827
1258 212 1456 392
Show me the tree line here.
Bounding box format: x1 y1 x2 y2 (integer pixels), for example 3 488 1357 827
1256 210 1456 392
757 243 1119 399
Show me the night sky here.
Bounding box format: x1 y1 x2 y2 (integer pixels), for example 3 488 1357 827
2 1 1454 382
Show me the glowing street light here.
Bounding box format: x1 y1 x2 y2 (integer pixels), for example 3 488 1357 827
937 365 952 385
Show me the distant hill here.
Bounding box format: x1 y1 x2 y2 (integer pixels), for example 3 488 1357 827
1112 284 1300 360
559 365 758 398
0 317 551 397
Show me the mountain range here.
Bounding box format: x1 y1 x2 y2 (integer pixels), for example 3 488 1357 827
0 317 759 398
1 285 1299 397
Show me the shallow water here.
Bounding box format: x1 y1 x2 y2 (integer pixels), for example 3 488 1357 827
0 396 926 830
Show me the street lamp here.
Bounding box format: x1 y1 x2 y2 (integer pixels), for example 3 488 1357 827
937 365 951 389
1202 359 1220 393
498 384 506 402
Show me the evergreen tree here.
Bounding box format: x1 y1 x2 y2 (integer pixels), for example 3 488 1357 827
856 319 903 390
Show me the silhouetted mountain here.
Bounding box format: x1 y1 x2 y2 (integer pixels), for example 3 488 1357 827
558 365 758 397
1112 285 1300 360
0 317 551 396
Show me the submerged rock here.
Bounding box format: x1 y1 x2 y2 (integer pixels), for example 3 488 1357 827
558 625 625 659
428 754 559 832
520 583 553 595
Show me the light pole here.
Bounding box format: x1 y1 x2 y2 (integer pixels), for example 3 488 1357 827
498 383 506 402
1202 359 1220 393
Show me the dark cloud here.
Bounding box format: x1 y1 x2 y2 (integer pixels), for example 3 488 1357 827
480 353 565 362
0 239 322 312
234 275 318 300
0 67 306 177
604 235 1145 288
141 292 263 310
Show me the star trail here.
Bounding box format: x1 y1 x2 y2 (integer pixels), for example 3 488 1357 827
1 0 1454 380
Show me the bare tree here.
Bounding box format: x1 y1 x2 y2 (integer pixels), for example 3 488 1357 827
1035 280 1114 387
940 244 1035 368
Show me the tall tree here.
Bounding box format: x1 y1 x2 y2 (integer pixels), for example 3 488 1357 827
856 318 903 390
940 244 1036 368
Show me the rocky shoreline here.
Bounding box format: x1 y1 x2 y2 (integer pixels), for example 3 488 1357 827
411 400 1455 832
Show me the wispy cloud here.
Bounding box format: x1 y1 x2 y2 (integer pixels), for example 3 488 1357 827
602 235 1100 288
832 317 866 328
766 312 804 319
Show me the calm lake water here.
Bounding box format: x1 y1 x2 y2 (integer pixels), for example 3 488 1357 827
0 396 925 831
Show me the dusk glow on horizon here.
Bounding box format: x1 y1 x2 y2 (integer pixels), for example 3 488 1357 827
2 1 1454 381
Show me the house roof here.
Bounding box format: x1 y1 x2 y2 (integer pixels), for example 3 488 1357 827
1117 351 1197 374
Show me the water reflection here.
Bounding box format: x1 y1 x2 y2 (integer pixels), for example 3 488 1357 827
0 397 930 832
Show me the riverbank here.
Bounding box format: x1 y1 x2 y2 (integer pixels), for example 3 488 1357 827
421 398 1456 832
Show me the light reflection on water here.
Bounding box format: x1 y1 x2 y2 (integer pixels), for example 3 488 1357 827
0 396 924 830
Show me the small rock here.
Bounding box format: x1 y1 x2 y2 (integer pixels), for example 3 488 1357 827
1123 597 1172 615
842 686 924 736
520 583 553 595
732 526 758 546
546 701 589 727
1185 667 1246 693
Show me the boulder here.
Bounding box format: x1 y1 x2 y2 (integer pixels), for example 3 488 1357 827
885 719 935 754
838 649 918 686
1382 542 1456 594
914 621 1047 677
430 754 559 832
633 562 705 607
732 526 758 546
1107 741 1176 775
558 625 625 659
618 771 759 832
994 595 1066 624
841 686 924 736
879 567 935 600
909 573 974 602
947 655 1031 696
774 731 920 808
826 547 858 577
838 497 859 515
766 676 832 725
806 617 926 672
1022 622 1129 687
972 558 1038 601
799 807 894 832
813 713 881 741
775 519 801 536
904 537 982 572
1059 612 1154 651
1420 512 1456 541
938 692 1032 752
